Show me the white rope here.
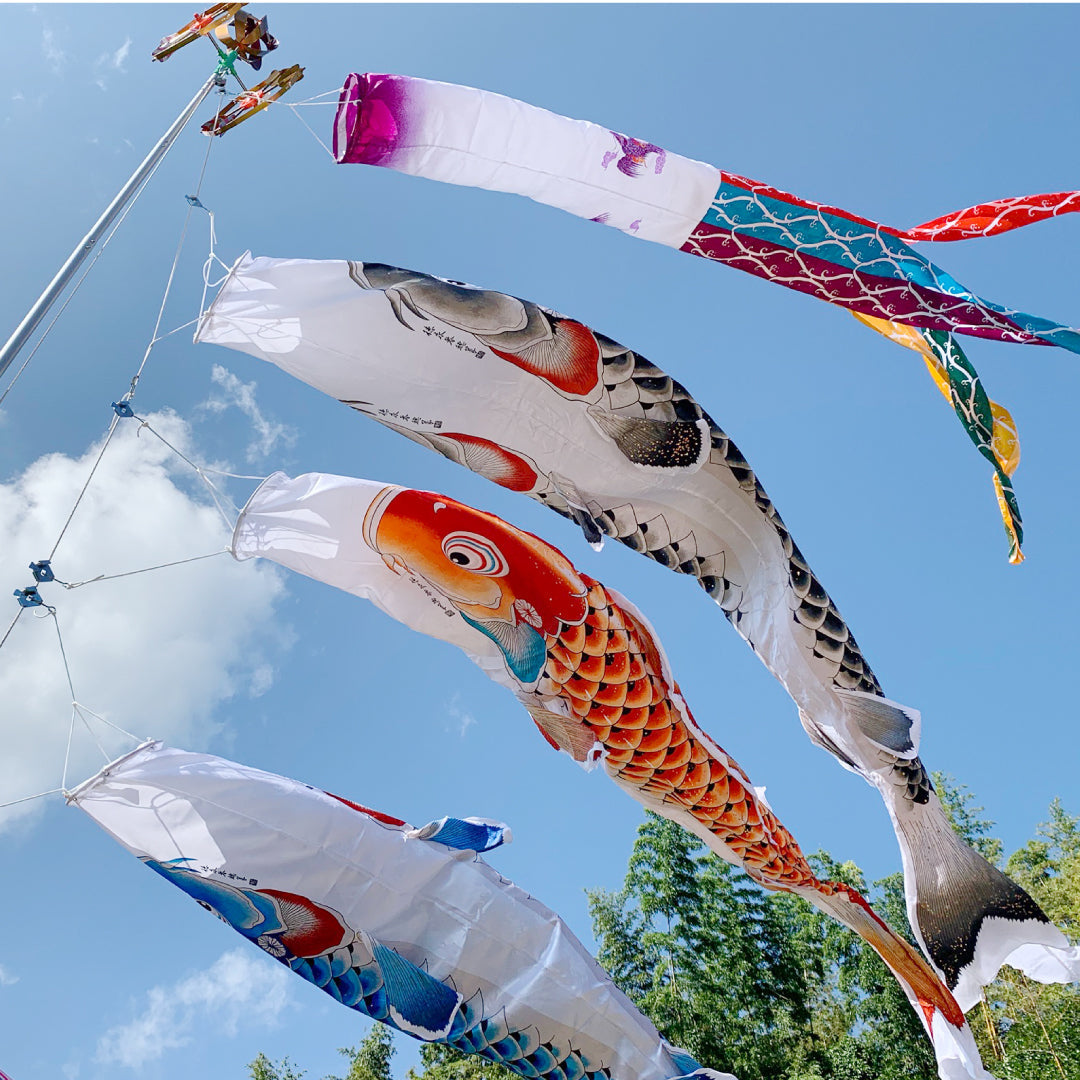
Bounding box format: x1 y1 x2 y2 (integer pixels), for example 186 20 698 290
48 610 112 776
198 206 232 321
290 85 346 105
59 548 231 590
49 414 122 560
75 705 112 764
60 702 79 794
199 466 267 481
127 86 225 403
0 128 177 410
288 103 336 160
0 787 64 810
0 607 24 651
156 316 203 341
44 91 226 563
71 701 143 745
51 609 78 705
0 82 229 810
134 419 242 528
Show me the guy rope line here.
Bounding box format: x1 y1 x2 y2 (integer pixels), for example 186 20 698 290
127 86 225 402
58 549 232 591
45 90 226 563
288 102 335 160
0 143 172 410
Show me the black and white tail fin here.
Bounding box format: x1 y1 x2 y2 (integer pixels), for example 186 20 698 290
894 797 1080 1010
837 687 1079 1008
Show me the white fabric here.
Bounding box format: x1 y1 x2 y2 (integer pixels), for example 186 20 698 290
72 741 723 1080
231 470 515 688
196 254 840 757
361 77 719 247
199 255 1080 1019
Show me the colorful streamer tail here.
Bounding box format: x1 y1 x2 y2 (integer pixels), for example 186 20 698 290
893 191 1080 243
854 313 1024 563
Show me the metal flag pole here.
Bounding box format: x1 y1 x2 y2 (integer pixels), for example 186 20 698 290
0 72 222 381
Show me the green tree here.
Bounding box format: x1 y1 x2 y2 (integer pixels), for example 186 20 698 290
248 789 1080 1080
588 813 954 1080
588 813 825 1080
805 857 936 1080
248 1052 305 1080
406 1042 515 1080
968 798 1080 1079
932 771 1004 865
330 1026 398 1080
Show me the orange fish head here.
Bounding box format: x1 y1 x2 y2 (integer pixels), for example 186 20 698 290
363 486 588 635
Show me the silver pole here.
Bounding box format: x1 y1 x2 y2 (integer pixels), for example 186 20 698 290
0 73 220 381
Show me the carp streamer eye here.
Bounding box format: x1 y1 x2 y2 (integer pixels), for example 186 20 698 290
442 532 510 577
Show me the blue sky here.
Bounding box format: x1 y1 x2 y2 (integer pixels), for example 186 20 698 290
1 4 1079 1078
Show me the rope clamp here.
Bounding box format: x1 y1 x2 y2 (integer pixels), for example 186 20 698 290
111 400 135 418
14 586 43 608
30 560 54 583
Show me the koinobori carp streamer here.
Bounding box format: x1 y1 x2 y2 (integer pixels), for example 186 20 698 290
196 256 1080 1004
72 741 733 1080
333 73 1080 355
232 469 1020 1079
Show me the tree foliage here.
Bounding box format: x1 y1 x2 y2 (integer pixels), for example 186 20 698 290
405 1042 515 1080
247 786 1079 1080
248 1052 305 1080
932 771 1004 865
971 798 1080 1079
330 1026 398 1080
588 815 935 1080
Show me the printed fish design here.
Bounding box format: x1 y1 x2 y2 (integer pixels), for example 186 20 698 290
234 473 994 1080
73 742 730 1080
198 256 1080 1012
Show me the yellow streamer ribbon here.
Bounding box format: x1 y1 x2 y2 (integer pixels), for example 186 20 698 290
852 312 1023 564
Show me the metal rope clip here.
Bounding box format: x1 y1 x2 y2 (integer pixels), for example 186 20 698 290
14 586 43 608
111 400 135 418
29 560 54 583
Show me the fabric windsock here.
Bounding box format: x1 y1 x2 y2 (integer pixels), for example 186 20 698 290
198 257 1080 1011
71 741 732 1080
333 72 1080 355
233 469 1014 1080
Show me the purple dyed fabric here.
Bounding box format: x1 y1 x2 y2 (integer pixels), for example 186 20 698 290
334 73 410 166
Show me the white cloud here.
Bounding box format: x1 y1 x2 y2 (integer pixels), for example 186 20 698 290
249 663 274 698
0 962 18 986
42 28 65 74
93 35 133 90
97 947 290 1068
0 410 289 830
109 36 132 70
203 365 297 463
446 692 476 738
